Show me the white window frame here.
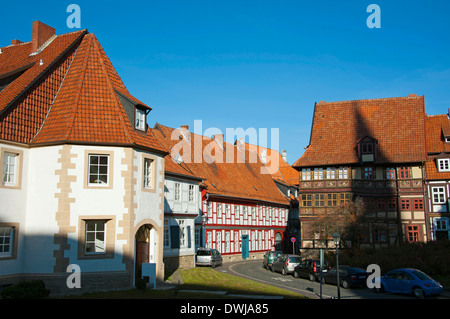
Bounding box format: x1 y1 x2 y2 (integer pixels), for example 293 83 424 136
135 108 146 131
0 226 14 257
88 154 109 186
143 158 153 189
432 187 446 204
85 220 106 255
438 159 450 172
2 152 18 187
174 182 181 201
302 168 311 181
188 184 195 202
164 219 170 247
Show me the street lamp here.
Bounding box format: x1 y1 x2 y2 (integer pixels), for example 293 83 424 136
332 232 341 299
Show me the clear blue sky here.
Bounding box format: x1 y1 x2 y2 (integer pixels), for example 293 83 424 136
1 1 449 164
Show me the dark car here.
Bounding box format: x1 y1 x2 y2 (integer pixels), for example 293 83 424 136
195 248 223 268
293 259 331 281
322 266 369 289
263 250 283 270
271 254 302 275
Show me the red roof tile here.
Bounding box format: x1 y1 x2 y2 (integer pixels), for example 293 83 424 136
0 25 165 154
154 123 290 206
293 96 428 168
425 114 450 180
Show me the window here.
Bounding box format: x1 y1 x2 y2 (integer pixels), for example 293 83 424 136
434 218 450 241
314 168 324 180
314 194 325 207
88 154 109 186
400 199 411 210
164 219 170 247
377 199 385 210
188 185 195 202
438 159 450 172
432 187 446 204
302 168 311 180
174 182 181 201
143 158 153 189
226 204 231 218
302 194 312 207
386 167 396 180
0 226 14 257
338 167 349 179
398 167 410 179
339 193 351 204
178 220 186 247
361 142 374 154
387 198 397 210
407 225 420 242
327 194 337 206
373 227 387 243
363 167 374 180
326 167 336 179
414 199 424 210
135 108 146 131
85 220 106 254
2 152 18 186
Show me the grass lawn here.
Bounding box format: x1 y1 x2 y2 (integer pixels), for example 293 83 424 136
64 267 308 299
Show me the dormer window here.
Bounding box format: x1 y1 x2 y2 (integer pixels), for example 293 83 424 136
357 136 377 163
438 158 450 172
135 108 146 131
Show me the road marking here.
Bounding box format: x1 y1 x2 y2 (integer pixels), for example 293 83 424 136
271 277 293 282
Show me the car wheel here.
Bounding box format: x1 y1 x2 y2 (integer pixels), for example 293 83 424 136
282 268 286 276
270 266 274 272
211 261 216 269
309 273 315 282
342 280 350 289
413 287 424 299
293 271 299 278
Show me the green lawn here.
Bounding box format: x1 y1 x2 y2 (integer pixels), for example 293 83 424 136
64 267 308 299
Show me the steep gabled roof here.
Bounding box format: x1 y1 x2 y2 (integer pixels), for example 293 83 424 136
0 23 166 154
425 113 450 180
293 95 427 168
154 123 290 206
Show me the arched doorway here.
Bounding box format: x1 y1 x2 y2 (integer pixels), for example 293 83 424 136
135 224 157 282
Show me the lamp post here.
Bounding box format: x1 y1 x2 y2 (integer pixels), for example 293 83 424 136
332 232 341 300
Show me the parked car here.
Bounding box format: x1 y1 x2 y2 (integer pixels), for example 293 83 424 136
376 268 443 298
322 266 369 289
271 254 302 275
195 248 223 268
263 250 283 270
293 259 331 281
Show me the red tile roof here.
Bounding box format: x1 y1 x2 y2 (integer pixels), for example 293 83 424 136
293 95 428 168
154 123 290 206
0 25 166 154
425 114 450 180
241 141 299 186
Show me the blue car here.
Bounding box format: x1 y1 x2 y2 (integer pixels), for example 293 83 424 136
376 268 443 298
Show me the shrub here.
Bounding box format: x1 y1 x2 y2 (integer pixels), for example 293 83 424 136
1 280 50 299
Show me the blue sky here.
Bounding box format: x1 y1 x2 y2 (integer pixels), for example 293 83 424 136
1 1 449 164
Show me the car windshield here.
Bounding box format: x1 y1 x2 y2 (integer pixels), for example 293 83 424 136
289 257 302 263
412 270 433 281
197 250 211 256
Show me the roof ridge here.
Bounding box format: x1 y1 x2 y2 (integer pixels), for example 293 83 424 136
90 34 133 144
317 95 423 105
64 33 93 141
31 37 83 143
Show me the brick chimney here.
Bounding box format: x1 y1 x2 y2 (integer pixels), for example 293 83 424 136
32 21 55 53
11 39 23 46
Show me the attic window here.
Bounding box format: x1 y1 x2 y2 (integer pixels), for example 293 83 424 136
0 63 33 93
135 108 146 131
358 136 377 163
438 159 450 172
445 136 450 143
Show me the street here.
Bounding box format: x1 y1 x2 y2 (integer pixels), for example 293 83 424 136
217 259 446 299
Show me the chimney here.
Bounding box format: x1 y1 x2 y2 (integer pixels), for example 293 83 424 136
181 125 189 131
408 93 417 97
32 21 55 53
282 150 287 163
11 39 23 46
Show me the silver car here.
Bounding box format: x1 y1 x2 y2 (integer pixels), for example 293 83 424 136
271 254 302 275
195 248 223 268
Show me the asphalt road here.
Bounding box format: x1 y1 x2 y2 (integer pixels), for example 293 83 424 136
217 259 423 299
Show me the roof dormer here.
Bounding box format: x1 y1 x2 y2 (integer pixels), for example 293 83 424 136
357 136 378 163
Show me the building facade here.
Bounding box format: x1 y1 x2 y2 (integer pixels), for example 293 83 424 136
424 113 450 241
0 22 168 294
293 95 428 249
